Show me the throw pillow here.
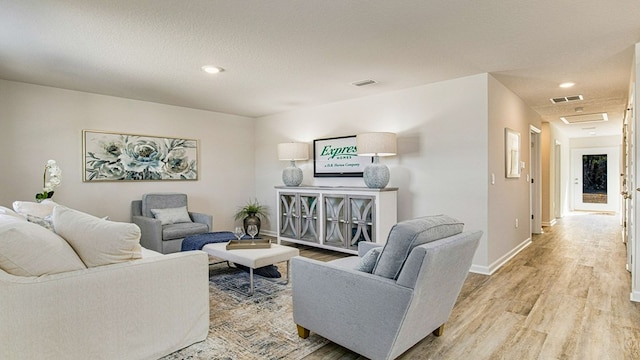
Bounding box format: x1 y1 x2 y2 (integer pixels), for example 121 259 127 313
372 215 464 279
12 199 58 219
0 214 27 224
52 206 142 268
355 247 382 273
0 219 86 276
0 207 27 220
150 206 192 226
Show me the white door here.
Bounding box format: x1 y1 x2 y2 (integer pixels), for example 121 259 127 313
554 142 562 219
623 106 634 271
530 126 542 234
571 147 620 212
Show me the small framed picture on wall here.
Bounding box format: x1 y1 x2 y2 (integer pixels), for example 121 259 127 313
505 128 521 178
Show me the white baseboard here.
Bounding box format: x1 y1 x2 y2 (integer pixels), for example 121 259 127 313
469 264 491 275
469 238 532 276
631 291 640 303
541 219 557 227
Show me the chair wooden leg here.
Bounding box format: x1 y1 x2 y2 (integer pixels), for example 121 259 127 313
432 324 445 337
297 325 310 339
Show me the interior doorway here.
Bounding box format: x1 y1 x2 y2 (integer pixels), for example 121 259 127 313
530 125 542 234
554 141 562 220
622 106 634 271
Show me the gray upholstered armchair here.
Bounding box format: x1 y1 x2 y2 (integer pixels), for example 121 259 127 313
131 193 213 254
292 215 482 360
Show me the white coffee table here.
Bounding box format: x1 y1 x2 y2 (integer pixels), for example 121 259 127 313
202 242 300 296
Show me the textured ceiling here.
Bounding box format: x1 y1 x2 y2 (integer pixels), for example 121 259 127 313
1 1 639 138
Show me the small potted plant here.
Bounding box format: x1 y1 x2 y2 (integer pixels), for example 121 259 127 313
233 198 269 235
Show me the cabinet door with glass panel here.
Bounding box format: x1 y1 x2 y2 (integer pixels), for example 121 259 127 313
299 193 319 242
278 192 319 243
323 195 375 251
346 195 375 251
323 195 347 249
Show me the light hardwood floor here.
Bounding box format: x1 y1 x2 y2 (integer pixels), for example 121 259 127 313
288 212 640 360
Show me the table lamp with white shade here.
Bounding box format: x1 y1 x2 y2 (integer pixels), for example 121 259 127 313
356 132 397 188
277 142 309 186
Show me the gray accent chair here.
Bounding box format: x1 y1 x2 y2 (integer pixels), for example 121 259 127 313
131 193 213 254
292 215 482 360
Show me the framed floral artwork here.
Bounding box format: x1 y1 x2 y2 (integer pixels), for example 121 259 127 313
83 130 198 181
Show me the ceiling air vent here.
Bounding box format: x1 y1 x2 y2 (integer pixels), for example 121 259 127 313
560 112 608 125
352 79 377 87
550 94 584 104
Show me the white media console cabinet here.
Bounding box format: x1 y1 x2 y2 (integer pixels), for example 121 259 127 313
275 186 398 254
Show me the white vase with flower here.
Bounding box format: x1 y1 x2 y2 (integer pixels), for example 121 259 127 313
35 160 62 202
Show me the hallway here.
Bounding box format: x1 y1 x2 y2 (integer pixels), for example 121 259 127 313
306 212 640 359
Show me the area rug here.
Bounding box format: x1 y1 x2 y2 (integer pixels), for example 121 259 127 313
161 263 328 360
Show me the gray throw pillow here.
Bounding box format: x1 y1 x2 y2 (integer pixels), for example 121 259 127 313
372 215 464 279
355 247 382 273
151 206 192 225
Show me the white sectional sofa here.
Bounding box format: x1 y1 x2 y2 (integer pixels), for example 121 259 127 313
0 202 210 360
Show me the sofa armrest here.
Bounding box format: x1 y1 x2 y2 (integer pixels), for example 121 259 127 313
357 241 383 258
292 256 412 358
190 212 213 231
0 251 210 360
132 215 163 252
131 200 143 217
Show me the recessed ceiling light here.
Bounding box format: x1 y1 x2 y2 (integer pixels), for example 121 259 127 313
560 112 608 124
559 82 575 88
202 65 224 74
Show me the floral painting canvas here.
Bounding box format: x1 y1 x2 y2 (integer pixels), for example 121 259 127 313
83 130 198 181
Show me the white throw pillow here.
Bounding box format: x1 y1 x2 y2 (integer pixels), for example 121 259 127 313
0 219 86 276
12 200 58 219
150 206 192 225
52 206 142 268
0 206 26 220
0 214 28 224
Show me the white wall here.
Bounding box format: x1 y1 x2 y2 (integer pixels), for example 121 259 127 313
255 74 490 267
632 42 640 301
570 135 621 148
546 122 572 219
255 73 540 273
0 79 255 230
486 75 542 273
